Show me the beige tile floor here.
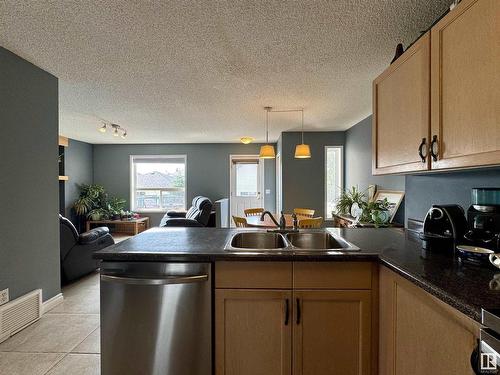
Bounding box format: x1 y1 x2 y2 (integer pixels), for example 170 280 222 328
0 272 101 375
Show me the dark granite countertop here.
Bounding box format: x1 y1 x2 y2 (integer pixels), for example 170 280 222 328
94 227 500 322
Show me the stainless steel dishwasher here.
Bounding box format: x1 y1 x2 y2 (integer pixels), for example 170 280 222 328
100 262 211 375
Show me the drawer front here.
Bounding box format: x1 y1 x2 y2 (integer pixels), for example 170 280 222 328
215 261 292 289
293 262 373 289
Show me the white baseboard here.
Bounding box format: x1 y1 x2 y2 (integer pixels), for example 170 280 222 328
41 293 64 314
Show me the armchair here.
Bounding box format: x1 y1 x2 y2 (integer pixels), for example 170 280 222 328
160 196 215 227
59 215 114 283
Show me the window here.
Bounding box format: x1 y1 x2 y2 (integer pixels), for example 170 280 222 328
325 146 343 219
235 162 259 197
130 155 186 212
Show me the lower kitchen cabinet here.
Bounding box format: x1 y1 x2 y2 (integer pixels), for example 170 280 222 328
215 289 292 375
293 290 372 375
215 262 375 375
379 266 480 375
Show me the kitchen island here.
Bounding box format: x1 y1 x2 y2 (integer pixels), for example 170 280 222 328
94 227 500 375
95 227 500 321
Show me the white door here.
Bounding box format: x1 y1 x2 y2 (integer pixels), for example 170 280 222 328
230 155 264 220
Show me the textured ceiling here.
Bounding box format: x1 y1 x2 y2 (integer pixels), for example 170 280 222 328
0 0 449 144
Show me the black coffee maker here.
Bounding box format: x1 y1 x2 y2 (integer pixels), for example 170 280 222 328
464 188 500 251
419 204 468 253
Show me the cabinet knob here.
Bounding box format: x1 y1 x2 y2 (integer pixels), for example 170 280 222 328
429 135 439 161
418 137 428 163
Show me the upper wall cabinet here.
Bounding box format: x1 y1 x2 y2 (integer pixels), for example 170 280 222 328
430 0 500 170
372 32 430 175
373 0 499 175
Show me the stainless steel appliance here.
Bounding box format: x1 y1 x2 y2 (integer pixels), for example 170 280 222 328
100 262 211 375
471 309 500 374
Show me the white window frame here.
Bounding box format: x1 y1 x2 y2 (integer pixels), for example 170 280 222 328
130 155 187 213
324 146 344 220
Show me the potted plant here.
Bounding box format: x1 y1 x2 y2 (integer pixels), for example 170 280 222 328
87 207 109 221
73 184 106 217
73 184 126 223
335 186 366 217
360 198 391 226
105 197 126 220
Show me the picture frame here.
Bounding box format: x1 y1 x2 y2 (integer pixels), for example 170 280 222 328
373 190 405 222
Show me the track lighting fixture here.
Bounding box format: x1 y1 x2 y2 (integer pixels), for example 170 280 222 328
97 122 127 139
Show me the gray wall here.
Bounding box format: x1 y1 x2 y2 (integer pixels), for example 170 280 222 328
0 47 60 302
280 131 345 218
406 168 500 222
93 143 276 226
64 139 94 221
345 116 406 223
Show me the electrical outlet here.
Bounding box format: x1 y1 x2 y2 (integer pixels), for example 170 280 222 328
0 288 9 306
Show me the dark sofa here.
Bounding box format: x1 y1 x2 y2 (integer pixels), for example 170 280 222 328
59 214 115 283
160 196 215 227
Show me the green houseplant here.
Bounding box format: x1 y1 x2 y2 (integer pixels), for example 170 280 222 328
105 197 126 220
73 184 106 216
73 184 127 221
336 186 391 226
335 186 366 216
359 198 391 226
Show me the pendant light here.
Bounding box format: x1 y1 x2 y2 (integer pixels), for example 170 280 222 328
259 107 275 159
294 109 311 159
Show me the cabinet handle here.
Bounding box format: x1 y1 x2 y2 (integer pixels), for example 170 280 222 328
284 299 289 326
418 137 427 163
429 135 439 161
296 298 301 325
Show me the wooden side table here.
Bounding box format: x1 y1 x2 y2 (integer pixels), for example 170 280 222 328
86 217 150 235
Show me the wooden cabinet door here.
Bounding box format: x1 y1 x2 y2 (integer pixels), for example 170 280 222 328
379 266 480 375
372 32 431 175
293 290 372 375
215 289 292 375
430 0 500 170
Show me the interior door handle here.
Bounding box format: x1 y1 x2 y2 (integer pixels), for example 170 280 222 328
100 274 208 285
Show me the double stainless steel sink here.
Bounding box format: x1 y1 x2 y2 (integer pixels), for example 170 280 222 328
225 231 359 253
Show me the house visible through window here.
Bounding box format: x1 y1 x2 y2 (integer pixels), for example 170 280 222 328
325 146 343 219
130 155 186 212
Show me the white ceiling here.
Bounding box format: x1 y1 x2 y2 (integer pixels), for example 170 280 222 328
0 0 449 144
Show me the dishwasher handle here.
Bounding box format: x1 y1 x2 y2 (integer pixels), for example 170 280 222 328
101 274 209 285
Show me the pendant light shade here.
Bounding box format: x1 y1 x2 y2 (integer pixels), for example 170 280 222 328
259 107 275 159
260 144 276 159
295 143 311 158
294 109 311 159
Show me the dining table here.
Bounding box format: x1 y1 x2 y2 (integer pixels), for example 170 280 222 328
245 213 294 228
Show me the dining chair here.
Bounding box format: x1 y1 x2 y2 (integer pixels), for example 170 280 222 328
244 208 265 217
294 208 315 218
232 216 248 228
298 217 323 229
